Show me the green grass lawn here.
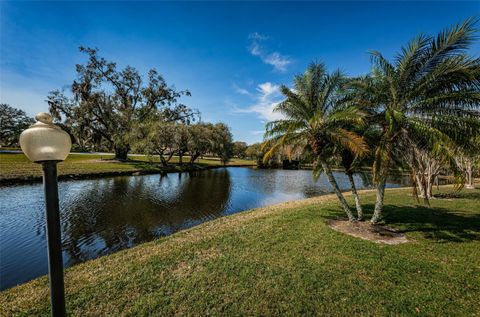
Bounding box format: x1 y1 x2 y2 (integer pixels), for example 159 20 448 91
1 187 479 316
0 153 255 181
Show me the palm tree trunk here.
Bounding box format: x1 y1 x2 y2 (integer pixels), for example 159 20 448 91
347 172 363 221
371 180 386 224
319 159 356 221
371 143 392 224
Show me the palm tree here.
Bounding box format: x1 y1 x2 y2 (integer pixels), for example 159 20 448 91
264 62 368 221
349 18 480 223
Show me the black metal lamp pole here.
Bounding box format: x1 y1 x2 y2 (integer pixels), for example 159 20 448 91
19 112 72 317
42 161 66 317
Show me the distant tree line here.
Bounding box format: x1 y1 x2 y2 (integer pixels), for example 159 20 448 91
132 120 233 166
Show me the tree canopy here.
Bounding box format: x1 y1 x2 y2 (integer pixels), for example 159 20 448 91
47 47 196 159
0 104 34 147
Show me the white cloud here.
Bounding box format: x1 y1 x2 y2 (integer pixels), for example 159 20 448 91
263 52 291 72
248 32 269 41
232 83 252 96
248 32 291 72
233 82 285 121
257 82 278 96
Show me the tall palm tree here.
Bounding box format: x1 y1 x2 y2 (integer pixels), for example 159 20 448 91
349 18 480 223
264 62 368 221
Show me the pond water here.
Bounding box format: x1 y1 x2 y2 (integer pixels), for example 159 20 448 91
0 167 409 290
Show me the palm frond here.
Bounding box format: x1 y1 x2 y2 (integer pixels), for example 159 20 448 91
329 128 369 157
326 106 367 127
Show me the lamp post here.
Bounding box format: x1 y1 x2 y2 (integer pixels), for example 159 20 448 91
20 112 71 317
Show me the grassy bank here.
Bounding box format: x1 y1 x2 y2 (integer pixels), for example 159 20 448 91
0 153 255 183
1 187 479 316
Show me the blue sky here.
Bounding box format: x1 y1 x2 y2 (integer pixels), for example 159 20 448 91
1 1 479 144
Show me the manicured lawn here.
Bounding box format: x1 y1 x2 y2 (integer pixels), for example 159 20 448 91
1 187 479 316
0 153 255 181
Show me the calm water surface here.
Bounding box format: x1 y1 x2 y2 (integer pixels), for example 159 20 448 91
0 167 408 290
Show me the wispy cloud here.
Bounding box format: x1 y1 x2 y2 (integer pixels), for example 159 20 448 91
232 83 252 97
233 82 285 121
248 32 291 72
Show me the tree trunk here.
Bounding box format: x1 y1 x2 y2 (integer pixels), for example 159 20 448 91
319 159 356 221
426 162 433 198
426 176 433 198
165 152 174 165
347 172 363 221
415 172 426 198
114 147 128 161
371 180 386 224
371 142 394 224
160 155 167 167
190 153 199 165
179 152 183 166
466 160 474 189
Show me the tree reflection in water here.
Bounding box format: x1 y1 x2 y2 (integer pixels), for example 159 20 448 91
55 169 232 265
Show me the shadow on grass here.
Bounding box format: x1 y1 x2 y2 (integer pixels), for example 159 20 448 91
380 204 480 243
433 191 480 200
324 199 480 243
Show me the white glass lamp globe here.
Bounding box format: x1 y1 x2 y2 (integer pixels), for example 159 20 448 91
19 112 72 163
